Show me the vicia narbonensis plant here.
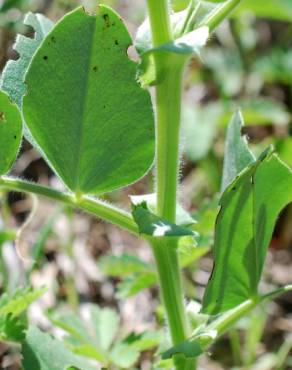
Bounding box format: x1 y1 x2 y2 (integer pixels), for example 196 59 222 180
0 0 291 369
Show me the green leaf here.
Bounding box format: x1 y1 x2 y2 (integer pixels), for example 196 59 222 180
221 111 255 192
0 286 46 317
98 253 153 277
130 193 196 226
0 12 54 108
202 149 292 314
132 202 197 238
125 331 164 352
50 310 108 363
98 253 158 298
0 229 16 245
22 326 95 370
0 314 26 342
110 342 140 368
0 90 22 175
172 0 191 12
254 48 292 85
90 305 119 351
236 0 292 22
23 5 155 195
182 103 219 161
117 272 157 298
162 340 202 360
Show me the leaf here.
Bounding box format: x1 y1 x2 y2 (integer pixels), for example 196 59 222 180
236 0 292 22
0 12 54 108
23 5 155 196
98 253 157 298
254 48 292 85
110 342 140 368
0 286 46 317
0 314 26 342
138 26 209 86
0 229 16 245
117 272 157 298
181 103 219 161
130 193 196 226
0 90 22 175
22 326 95 370
178 241 210 268
162 340 202 360
125 331 164 352
221 111 255 192
50 310 108 363
172 0 191 12
98 253 153 277
90 305 119 351
202 148 292 314
132 202 197 238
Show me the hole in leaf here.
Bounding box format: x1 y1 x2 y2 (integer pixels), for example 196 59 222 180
92 66 98 72
0 112 5 122
270 203 292 250
127 45 139 62
43 55 48 61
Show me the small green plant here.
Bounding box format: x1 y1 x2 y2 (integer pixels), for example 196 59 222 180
0 1 291 369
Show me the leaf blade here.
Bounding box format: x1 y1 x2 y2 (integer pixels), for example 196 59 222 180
0 90 22 175
23 6 155 195
202 149 292 314
221 111 255 192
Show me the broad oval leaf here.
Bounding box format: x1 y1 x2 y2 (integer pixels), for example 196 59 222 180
23 5 155 195
0 90 22 175
202 148 292 314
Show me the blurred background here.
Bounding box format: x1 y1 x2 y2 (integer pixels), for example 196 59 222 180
0 0 291 369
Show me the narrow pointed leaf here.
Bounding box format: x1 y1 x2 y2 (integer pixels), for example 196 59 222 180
0 12 54 108
221 111 255 192
202 149 292 314
0 90 22 175
23 5 154 195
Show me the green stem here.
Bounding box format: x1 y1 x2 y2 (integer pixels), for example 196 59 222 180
152 240 188 344
155 66 184 221
146 0 173 47
199 0 242 31
0 176 138 235
146 2 194 369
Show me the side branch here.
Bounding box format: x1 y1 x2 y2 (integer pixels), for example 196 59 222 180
0 176 138 235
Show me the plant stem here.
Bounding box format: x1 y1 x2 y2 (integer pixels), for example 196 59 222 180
152 240 188 345
146 2 194 369
199 0 242 31
155 66 184 221
0 176 138 235
146 0 173 47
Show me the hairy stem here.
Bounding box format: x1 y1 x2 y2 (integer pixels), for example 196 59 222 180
155 66 184 221
151 240 188 344
146 2 194 369
0 176 138 235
